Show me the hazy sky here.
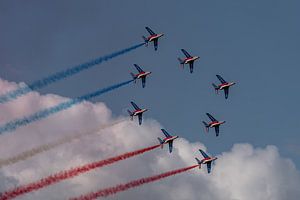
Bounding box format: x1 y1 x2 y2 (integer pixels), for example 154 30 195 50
0 0 299 169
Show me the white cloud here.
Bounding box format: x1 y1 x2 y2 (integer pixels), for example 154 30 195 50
0 78 299 200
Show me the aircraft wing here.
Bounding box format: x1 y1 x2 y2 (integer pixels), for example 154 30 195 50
145 27 155 35
189 61 194 73
134 64 144 73
199 149 210 159
216 75 226 84
138 113 143 125
142 77 146 88
168 140 173 153
153 38 158 51
215 126 219 137
206 113 217 122
161 129 171 137
224 87 229 99
207 162 212 173
131 101 140 110
181 49 191 58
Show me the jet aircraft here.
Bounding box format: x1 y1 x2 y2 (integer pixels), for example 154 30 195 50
178 49 200 73
131 64 151 88
128 101 148 125
143 27 164 51
195 149 217 173
202 113 225 136
157 129 178 153
212 75 236 99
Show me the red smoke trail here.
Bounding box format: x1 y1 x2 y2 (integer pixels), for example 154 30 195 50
0 144 160 200
70 165 199 200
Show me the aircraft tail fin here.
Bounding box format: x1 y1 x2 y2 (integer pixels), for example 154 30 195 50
195 158 202 169
202 121 209 132
142 36 148 46
127 110 133 120
157 137 164 148
212 83 219 94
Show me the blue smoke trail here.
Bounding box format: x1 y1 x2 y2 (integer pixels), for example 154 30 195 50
0 79 133 134
0 43 144 104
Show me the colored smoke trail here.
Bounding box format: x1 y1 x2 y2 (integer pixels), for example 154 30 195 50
0 79 133 134
0 144 160 200
0 120 125 168
0 43 144 104
70 165 199 200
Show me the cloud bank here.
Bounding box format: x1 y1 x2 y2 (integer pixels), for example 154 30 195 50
0 78 299 200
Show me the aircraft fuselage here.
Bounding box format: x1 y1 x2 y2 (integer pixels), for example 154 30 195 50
136 71 151 79
201 157 217 164
219 82 235 90
209 121 225 128
184 56 200 64
133 109 148 116
163 136 179 143
148 34 164 42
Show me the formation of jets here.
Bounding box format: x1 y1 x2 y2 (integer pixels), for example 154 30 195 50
128 26 237 173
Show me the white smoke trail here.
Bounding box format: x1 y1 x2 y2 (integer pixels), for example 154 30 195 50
0 119 126 168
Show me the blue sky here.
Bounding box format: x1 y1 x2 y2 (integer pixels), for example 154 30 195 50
0 0 299 168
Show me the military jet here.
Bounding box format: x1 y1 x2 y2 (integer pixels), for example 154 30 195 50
178 49 200 73
195 149 217 173
157 129 178 153
128 101 148 125
202 113 225 136
212 75 236 99
142 27 164 51
131 64 151 88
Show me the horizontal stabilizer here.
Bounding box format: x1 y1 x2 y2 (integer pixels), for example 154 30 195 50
195 158 202 168
127 110 133 120
212 83 218 89
127 110 132 115
130 73 137 82
212 83 219 94
142 36 148 42
157 137 164 149
178 58 184 64
202 121 209 132
202 121 209 127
